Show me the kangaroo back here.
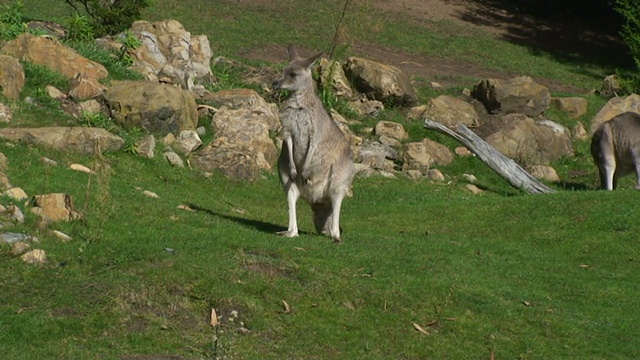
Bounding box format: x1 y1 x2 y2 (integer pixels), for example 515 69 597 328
273 45 355 242
591 111 640 190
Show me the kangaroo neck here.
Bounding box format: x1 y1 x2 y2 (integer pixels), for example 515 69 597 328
285 84 318 110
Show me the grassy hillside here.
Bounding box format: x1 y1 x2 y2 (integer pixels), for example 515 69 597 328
1 1 639 359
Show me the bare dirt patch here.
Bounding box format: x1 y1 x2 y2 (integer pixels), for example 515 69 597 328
239 0 623 94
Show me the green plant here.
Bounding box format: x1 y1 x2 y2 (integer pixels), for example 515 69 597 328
62 0 153 36
70 41 143 80
65 13 94 42
115 30 142 66
80 112 144 154
0 0 27 40
616 0 640 92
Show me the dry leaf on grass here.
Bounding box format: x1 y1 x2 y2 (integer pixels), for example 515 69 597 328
282 300 291 313
210 308 218 327
412 322 431 335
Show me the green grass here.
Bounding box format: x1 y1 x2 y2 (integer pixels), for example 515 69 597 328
1 0 639 359
1 143 639 359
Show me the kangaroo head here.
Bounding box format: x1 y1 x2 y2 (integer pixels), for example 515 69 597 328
272 45 323 92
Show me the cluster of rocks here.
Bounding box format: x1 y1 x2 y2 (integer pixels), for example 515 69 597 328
0 18 637 200
0 153 81 264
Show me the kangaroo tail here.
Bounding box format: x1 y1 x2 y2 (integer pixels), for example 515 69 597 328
311 202 332 236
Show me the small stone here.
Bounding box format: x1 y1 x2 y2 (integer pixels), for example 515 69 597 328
4 187 28 201
164 151 185 167
465 184 484 194
405 170 423 180
6 205 24 223
69 163 94 174
21 249 47 264
162 133 176 146
455 147 472 157
378 135 402 148
462 173 477 183
142 190 160 198
528 165 560 182
374 121 408 141
174 130 203 154
11 241 30 256
0 232 32 244
45 85 66 100
77 99 102 116
40 157 58 166
51 230 72 242
0 103 11 123
426 169 445 182
135 135 156 159
572 121 588 141
196 126 206 136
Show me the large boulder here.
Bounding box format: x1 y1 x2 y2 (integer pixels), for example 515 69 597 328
1 33 108 80
0 55 25 100
589 93 640 135
356 140 398 172
319 58 354 99
104 80 198 135
345 57 417 106
551 97 588 119
0 127 124 155
421 95 480 127
485 114 573 165
191 107 278 181
126 20 214 95
30 193 82 222
202 88 280 132
402 138 454 174
472 76 551 116
374 121 408 141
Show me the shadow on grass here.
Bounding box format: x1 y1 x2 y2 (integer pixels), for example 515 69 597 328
455 0 631 71
554 181 593 191
186 202 312 236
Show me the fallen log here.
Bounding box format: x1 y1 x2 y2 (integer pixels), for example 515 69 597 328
424 118 556 194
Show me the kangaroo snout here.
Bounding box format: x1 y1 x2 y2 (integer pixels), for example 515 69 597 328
272 76 283 90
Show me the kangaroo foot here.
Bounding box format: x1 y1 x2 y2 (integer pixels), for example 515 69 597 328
276 230 299 238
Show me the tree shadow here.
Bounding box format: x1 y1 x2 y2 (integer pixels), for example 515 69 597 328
453 0 633 71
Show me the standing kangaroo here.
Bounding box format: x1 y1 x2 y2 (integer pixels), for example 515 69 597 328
272 45 355 242
591 111 640 190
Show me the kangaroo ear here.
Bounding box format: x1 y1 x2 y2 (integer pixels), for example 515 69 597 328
287 44 301 61
302 51 324 69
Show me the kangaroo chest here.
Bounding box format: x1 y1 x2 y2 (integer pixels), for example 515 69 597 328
281 107 317 165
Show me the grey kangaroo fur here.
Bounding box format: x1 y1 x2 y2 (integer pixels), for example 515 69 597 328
272 45 355 242
591 111 640 190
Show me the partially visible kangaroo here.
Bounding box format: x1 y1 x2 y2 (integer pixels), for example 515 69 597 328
590 111 640 190
272 45 355 242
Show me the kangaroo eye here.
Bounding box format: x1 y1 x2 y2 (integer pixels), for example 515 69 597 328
288 73 297 79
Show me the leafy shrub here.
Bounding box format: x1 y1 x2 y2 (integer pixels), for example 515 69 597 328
62 0 153 37
65 13 95 42
616 0 640 92
115 30 142 66
0 0 27 40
